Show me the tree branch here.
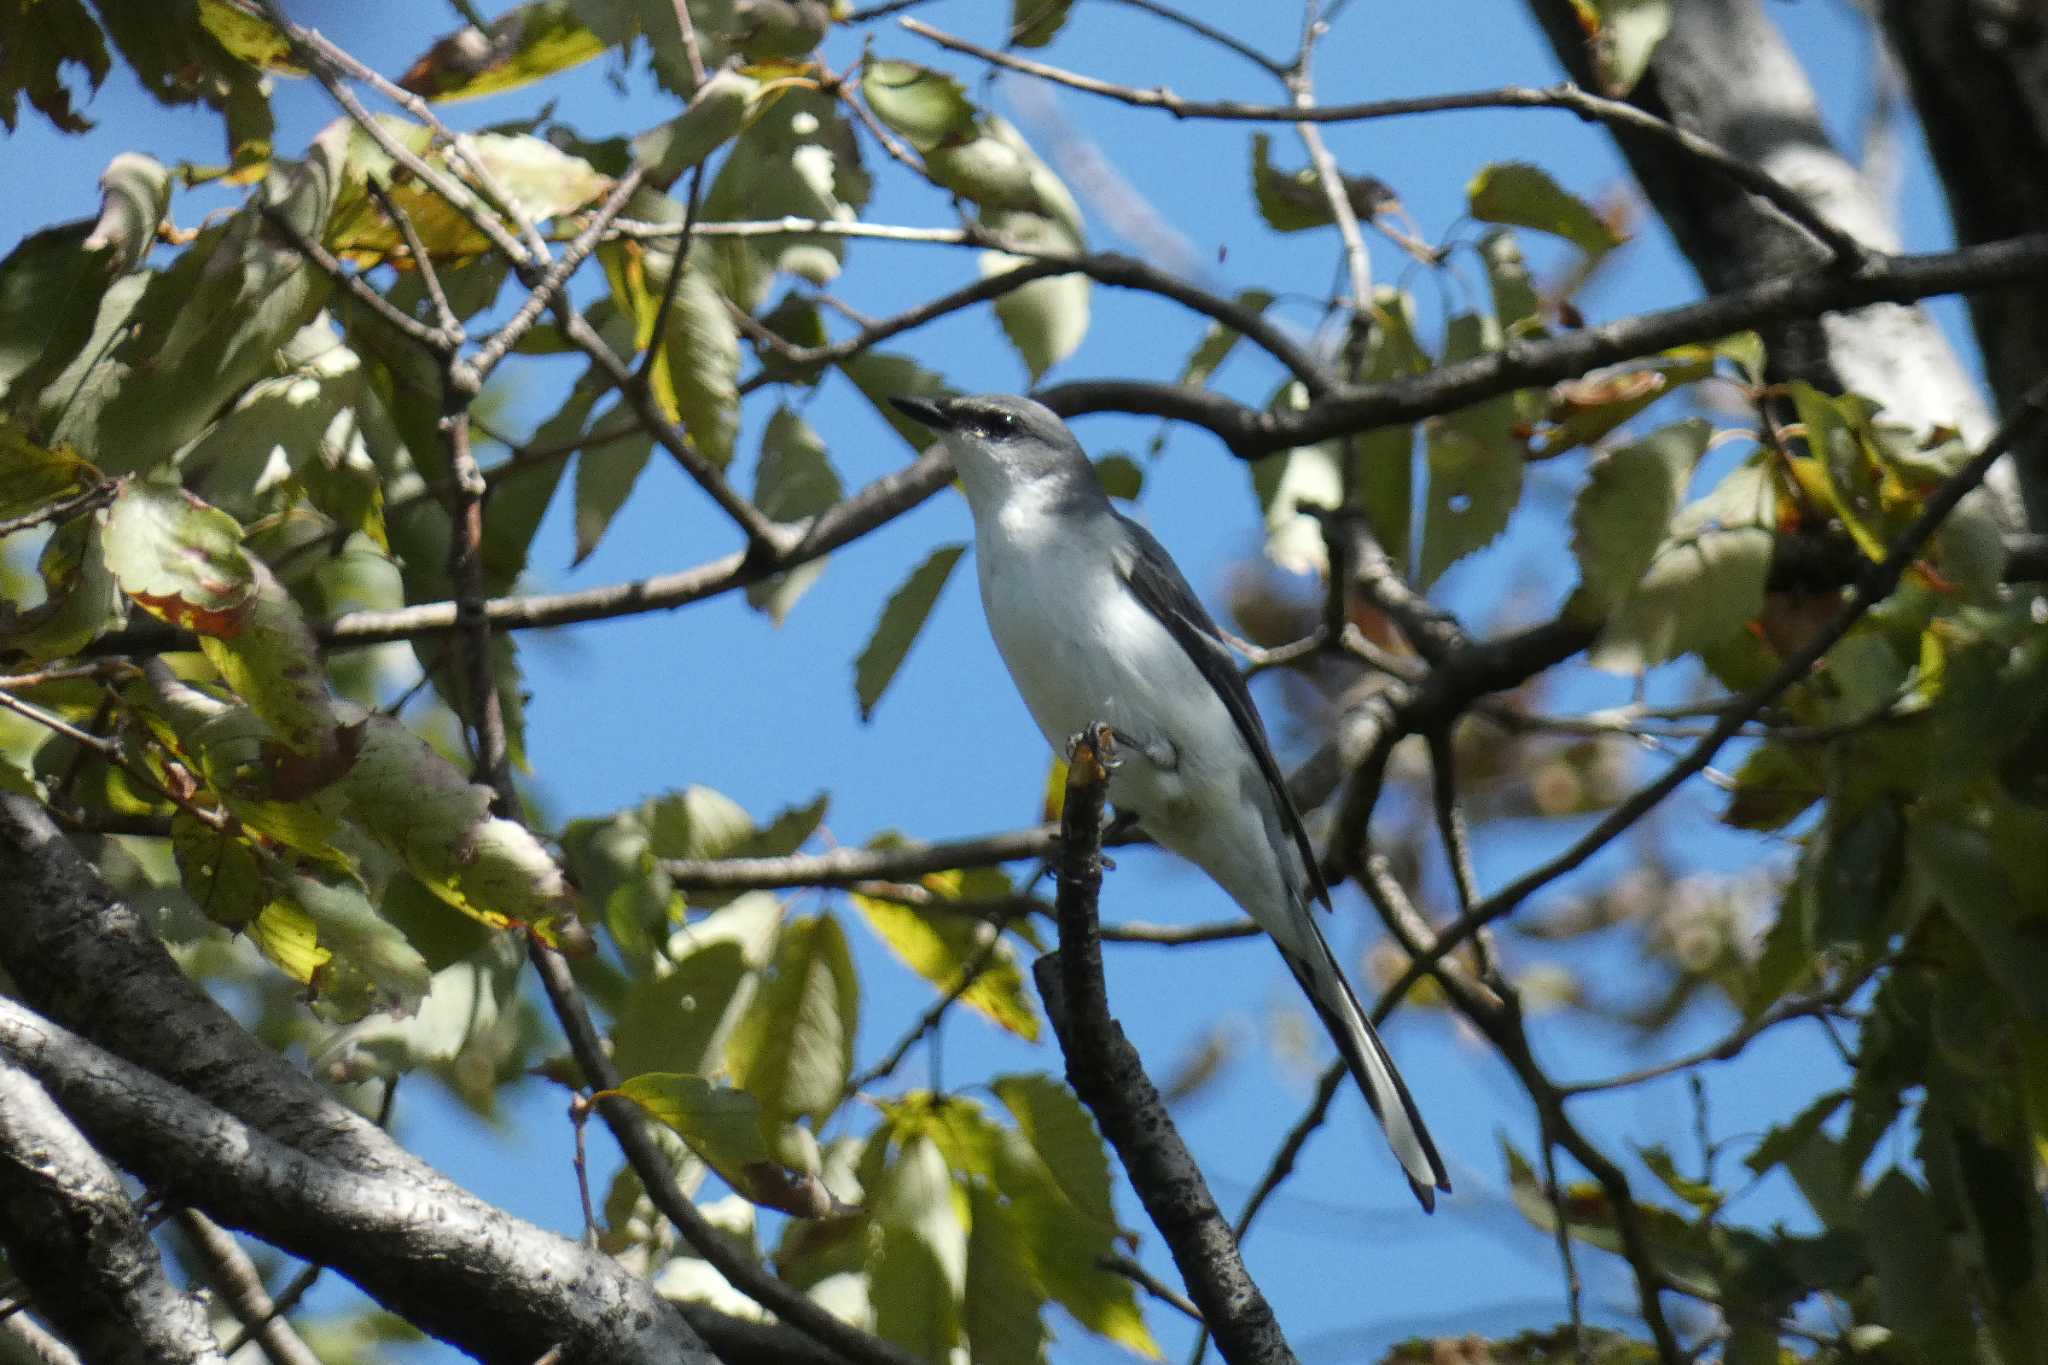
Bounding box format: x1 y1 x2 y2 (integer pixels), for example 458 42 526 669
175 1209 323 1365
1033 729 1297 1365
0 999 713 1365
0 1057 225 1365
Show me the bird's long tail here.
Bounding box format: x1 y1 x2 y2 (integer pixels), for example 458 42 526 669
1280 936 1451 1212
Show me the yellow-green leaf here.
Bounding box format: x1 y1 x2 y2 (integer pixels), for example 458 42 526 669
854 889 1039 1040
853 544 964 722
726 913 858 1126
1468 161 1623 258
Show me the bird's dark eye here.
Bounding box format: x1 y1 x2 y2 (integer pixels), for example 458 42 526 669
984 410 1021 437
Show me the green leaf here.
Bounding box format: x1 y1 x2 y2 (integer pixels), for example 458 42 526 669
1860 1167 1976 1354
611 939 748 1079
870 1134 967 1362
992 1074 1113 1227
1589 462 1775 673
0 518 123 662
1353 288 1428 573
964 1182 1051 1365
1576 0 1673 96
860 60 977 155
0 424 96 519
336 715 581 940
700 89 870 309
0 224 113 405
928 118 1083 239
1251 437 1343 578
82 153 171 276
612 1072 842 1217
727 913 858 1126
396 1 607 103
854 889 1040 1040
0 0 109 134
1093 454 1144 502
1250 130 1392 233
1909 818 2048 1020
1009 0 1075 46
1478 229 1543 337
197 559 342 763
1419 315 1523 586
854 544 965 721
840 350 951 449
632 68 757 185
1722 741 1825 832
1637 1143 1722 1214
101 482 256 633
650 256 740 467
645 785 754 861
1468 161 1623 258
983 215 1088 382
572 416 654 565
1571 418 1707 611
747 405 842 623
1179 289 1275 387
1744 1089 1849 1177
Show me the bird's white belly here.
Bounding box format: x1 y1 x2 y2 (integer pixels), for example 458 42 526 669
976 528 1225 842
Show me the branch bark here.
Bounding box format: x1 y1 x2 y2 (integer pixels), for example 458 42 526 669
0 998 712 1365
1032 731 1297 1365
1877 0 2048 525
0 1058 226 1365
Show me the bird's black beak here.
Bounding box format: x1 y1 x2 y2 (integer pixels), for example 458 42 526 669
888 394 955 431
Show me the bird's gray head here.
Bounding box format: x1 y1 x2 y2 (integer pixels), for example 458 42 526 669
888 392 1103 520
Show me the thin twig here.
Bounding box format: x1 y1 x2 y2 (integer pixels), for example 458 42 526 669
1102 1249 1205 1324
1100 0 1287 78
899 19 1864 265
1538 1128 1590 1365
363 174 462 344
0 482 118 540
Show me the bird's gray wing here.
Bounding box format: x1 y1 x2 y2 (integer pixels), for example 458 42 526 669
1114 514 1330 908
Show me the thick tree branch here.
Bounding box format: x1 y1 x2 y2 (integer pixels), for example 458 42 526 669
0 1058 225 1365
1042 230 2048 458
1033 729 1297 1365
0 999 711 1365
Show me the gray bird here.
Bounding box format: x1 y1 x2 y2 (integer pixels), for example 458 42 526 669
889 391 1451 1211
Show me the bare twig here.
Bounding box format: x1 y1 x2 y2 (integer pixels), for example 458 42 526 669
900 19 1864 265
1099 0 1287 78
176 1209 323 1365
0 481 118 540
363 173 462 344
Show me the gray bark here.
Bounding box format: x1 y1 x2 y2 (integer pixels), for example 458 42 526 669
0 1058 226 1365
1878 0 2048 525
1524 0 2023 520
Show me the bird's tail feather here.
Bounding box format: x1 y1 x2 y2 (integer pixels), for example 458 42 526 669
1281 940 1451 1213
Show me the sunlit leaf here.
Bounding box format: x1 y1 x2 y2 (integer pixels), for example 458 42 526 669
1571 418 1707 611
1572 0 1673 95
337 715 581 939
870 1133 966 1361
993 1074 1113 1227
397 0 606 103
102 482 256 633
1419 315 1523 586
840 350 951 449
1179 289 1275 388
853 888 1039 1040
1590 462 1776 673
630 66 758 185
727 913 858 1126
612 1072 843 1217
1468 161 1623 258
982 214 1088 383
860 60 977 154
1250 130 1393 233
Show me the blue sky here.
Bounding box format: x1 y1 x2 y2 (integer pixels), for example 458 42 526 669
3 1 1966 1359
